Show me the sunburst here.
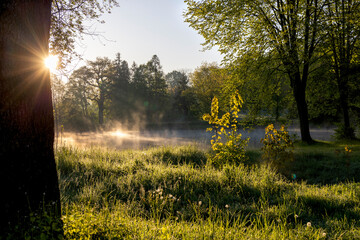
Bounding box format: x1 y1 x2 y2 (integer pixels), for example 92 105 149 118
44 55 58 72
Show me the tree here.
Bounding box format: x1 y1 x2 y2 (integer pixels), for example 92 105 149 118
146 55 168 99
323 0 360 139
82 57 115 125
50 0 119 66
130 55 168 122
0 0 61 236
189 62 228 116
185 0 326 143
166 70 189 91
229 52 293 123
51 75 66 145
0 0 119 236
166 70 190 118
131 62 149 118
110 53 132 121
63 66 97 131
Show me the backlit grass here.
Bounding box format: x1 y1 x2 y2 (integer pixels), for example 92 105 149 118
57 142 360 239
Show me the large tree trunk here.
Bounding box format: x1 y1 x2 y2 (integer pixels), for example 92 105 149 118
293 83 313 143
289 68 313 143
337 73 354 139
0 0 61 236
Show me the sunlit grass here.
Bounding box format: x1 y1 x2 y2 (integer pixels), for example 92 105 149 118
56 143 360 239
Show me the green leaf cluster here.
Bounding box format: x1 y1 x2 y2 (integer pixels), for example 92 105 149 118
203 91 249 167
261 124 294 174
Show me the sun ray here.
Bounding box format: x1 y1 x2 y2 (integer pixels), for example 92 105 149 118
44 55 58 72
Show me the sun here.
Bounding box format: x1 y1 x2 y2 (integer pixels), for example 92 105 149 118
44 55 58 72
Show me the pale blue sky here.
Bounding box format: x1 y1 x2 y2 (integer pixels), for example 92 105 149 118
74 0 223 73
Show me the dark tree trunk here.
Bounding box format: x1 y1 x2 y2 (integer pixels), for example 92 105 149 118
288 68 313 143
98 96 104 125
339 80 350 128
0 0 62 236
293 83 313 143
337 73 354 139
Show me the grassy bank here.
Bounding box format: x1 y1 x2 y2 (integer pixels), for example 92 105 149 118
57 141 360 239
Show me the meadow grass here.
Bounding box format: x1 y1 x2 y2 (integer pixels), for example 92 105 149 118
56 141 360 239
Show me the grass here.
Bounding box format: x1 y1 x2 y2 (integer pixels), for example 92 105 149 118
56 141 360 239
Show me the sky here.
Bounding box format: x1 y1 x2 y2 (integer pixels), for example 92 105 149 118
73 0 223 74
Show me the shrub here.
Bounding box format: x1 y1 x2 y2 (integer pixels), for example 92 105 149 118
333 123 356 140
260 124 293 174
202 92 249 168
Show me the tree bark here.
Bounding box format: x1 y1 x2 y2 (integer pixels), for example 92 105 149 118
98 95 104 125
337 73 354 138
288 67 313 143
0 0 61 236
293 83 313 143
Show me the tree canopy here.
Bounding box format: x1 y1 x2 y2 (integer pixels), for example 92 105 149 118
184 0 357 142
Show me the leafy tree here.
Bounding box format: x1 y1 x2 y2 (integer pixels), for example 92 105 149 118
166 70 190 118
146 55 168 101
131 55 168 122
110 53 132 121
323 0 360 139
228 52 293 124
68 67 92 117
306 59 340 123
0 0 61 236
131 62 150 120
83 57 115 125
50 0 119 66
185 0 326 143
189 62 228 117
60 67 97 131
51 75 66 142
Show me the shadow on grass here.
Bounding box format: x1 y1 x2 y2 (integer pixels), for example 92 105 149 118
275 140 360 185
296 195 360 226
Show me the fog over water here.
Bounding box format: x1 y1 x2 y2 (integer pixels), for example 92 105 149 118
58 127 335 150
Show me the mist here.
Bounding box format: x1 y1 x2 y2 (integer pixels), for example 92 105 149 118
56 126 336 150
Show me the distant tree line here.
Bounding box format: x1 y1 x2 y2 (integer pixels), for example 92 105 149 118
52 54 194 131
52 51 360 137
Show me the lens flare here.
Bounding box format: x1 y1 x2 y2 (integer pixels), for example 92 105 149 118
44 55 58 71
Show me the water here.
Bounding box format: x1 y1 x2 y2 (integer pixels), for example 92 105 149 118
58 127 335 150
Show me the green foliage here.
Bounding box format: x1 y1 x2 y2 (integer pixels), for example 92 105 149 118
165 71 191 118
184 0 325 143
261 124 294 174
203 92 249 167
50 0 119 67
189 62 228 117
63 203 131 239
334 123 356 140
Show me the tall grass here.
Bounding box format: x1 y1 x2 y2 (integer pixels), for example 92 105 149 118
56 142 360 239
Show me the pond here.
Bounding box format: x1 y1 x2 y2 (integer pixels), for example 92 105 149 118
57 126 335 150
